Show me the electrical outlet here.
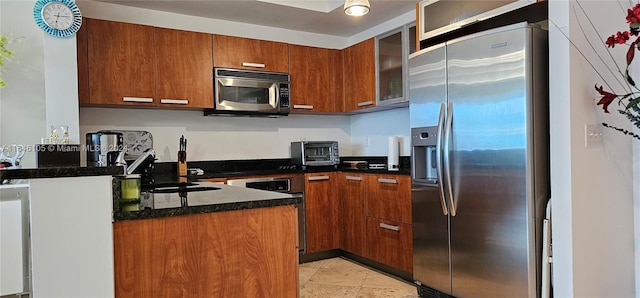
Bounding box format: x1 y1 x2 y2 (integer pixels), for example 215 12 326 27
585 124 603 148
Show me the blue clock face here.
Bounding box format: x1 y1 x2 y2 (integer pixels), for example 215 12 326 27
33 0 82 38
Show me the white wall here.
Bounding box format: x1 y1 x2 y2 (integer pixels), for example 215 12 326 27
549 0 636 296
350 107 410 156
0 0 81 168
80 107 351 162
0 0 46 168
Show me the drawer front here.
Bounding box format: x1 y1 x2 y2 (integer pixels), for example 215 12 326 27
365 175 411 224
365 217 413 273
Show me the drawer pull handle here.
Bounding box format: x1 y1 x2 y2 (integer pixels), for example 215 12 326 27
242 62 266 68
378 178 398 184
379 223 400 231
160 99 189 105
293 105 314 110
357 101 374 107
346 176 362 181
308 176 330 181
123 97 153 103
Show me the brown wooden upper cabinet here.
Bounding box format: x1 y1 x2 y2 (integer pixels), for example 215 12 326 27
342 38 376 111
289 45 340 113
213 35 288 73
80 18 213 109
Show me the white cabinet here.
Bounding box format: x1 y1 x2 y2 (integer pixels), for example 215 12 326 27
29 176 114 298
0 184 29 296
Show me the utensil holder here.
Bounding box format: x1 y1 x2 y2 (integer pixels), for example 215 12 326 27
177 151 187 177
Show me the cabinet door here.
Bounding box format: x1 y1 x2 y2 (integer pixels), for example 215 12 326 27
305 172 339 253
213 35 288 73
365 174 411 224
343 38 376 111
377 29 404 104
289 45 335 113
340 173 366 256
87 19 155 106
155 28 213 109
365 217 413 273
333 49 344 111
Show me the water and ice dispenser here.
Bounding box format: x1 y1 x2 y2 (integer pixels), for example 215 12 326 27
412 126 438 184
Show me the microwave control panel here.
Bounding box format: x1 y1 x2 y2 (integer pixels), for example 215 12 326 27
279 83 290 108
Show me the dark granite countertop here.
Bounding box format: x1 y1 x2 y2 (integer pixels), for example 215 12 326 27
0 166 123 180
112 180 301 221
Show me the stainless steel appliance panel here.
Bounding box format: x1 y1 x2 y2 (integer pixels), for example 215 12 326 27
412 184 451 294
410 43 452 294
446 25 532 298
409 44 446 129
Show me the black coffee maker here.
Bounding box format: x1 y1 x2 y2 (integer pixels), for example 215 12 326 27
86 131 124 167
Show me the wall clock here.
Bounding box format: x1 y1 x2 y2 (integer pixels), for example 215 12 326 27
33 0 82 38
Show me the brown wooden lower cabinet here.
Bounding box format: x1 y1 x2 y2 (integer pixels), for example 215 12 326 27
365 216 413 273
113 205 298 298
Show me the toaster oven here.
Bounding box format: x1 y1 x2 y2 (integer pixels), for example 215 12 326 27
291 141 339 167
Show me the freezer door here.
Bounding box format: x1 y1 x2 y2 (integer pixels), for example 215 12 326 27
446 25 534 297
409 44 446 128
409 44 452 295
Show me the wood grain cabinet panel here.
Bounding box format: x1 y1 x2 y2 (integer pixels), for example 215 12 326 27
213 35 288 73
305 172 340 253
113 206 298 298
342 38 376 111
87 18 155 106
365 217 413 273
339 173 366 256
289 45 336 113
155 28 213 109
365 174 411 224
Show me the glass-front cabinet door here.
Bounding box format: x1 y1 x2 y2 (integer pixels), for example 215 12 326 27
376 24 416 106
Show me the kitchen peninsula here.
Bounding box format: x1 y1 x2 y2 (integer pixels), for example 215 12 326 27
112 182 300 297
0 167 301 298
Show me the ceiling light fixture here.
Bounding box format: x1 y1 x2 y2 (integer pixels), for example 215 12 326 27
344 0 370 16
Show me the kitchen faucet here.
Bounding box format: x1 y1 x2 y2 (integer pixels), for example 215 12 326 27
126 148 156 175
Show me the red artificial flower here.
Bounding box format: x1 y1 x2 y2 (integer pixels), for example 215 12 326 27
595 84 618 113
627 4 640 24
607 31 632 48
606 35 617 47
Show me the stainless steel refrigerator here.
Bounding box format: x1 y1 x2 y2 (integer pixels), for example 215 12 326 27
409 22 549 298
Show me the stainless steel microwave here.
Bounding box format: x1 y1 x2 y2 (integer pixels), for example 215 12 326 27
291 141 339 167
206 68 290 116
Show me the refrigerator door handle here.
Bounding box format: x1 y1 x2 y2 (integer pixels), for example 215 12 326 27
444 101 456 216
435 102 448 216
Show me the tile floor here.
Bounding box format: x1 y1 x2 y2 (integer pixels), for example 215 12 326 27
299 257 419 298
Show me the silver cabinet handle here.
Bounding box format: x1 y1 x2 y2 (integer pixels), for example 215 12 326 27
308 175 330 181
160 99 189 105
123 97 153 103
242 62 266 68
293 104 314 110
378 178 397 184
379 223 400 231
357 101 374 107
345 176 362 181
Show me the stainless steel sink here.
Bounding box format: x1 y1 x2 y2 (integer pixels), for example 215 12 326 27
141 182 196 190
150 186 220 194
